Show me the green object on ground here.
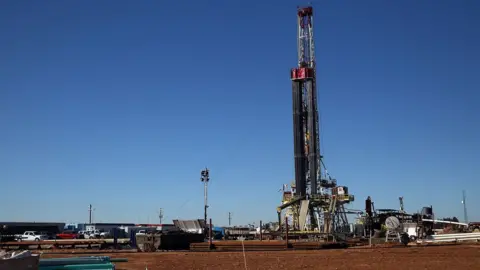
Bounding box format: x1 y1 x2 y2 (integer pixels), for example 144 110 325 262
38 256 127 269
40 256 111 266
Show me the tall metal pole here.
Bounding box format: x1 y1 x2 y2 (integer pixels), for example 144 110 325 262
201 168 210 223
228 212 232 226
285 216 289 249
259 220 263 241
88 204 93 224
204 182 208 222
209 218 213 248
462 190 468 223
159 208 164 224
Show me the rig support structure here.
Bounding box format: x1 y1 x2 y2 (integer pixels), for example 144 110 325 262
276 6 354 237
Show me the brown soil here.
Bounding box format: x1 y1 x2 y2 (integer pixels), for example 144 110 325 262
40 245 480 270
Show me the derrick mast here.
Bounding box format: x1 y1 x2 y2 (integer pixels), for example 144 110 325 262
290 6 320 198
277 6 354 235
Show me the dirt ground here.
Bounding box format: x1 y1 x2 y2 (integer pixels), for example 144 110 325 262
41 245 480 270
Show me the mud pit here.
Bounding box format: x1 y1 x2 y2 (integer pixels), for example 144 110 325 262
41 245 480 270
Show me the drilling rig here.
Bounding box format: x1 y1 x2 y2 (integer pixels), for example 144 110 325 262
276 6 354 237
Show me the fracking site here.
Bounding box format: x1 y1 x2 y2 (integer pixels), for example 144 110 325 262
1 5 479 270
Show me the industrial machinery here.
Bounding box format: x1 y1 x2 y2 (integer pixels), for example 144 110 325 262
135 219 205 252
413 206 435 238
384 216 409 245
356 196 416 241
276 6 354 238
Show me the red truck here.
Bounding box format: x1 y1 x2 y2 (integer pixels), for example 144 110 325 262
56 231 78 239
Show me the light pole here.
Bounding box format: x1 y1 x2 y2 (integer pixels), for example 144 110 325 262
88 204 96 224
201 168 210 223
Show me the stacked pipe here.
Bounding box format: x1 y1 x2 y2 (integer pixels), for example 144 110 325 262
190 240 349 251
39 256 128 270
418 232 480 244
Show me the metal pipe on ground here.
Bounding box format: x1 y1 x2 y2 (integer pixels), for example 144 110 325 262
417 233 480 244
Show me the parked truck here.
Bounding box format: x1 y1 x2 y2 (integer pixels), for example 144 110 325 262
17 231 49 241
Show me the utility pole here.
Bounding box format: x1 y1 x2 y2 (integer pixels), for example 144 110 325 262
228 212 232 226
159 208 164 224
462 190 468 223
200 168 210 223
88 204 95 224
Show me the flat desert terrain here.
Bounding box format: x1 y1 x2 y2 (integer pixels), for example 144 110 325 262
41 245 480 270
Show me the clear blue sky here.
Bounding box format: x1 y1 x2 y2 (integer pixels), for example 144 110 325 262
1 0 479 226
